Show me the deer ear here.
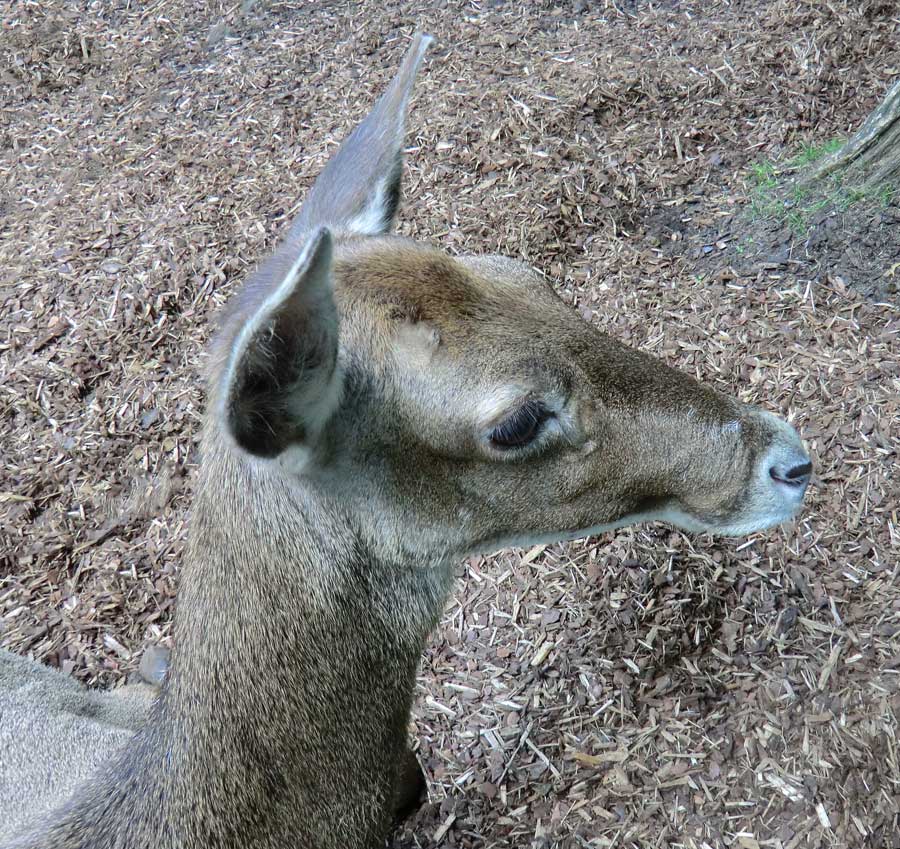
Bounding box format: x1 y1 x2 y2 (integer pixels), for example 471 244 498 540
220 229 340 460
288 33 431 239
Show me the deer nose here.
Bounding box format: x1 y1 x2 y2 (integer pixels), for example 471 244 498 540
756 410 812 501
769 460 812 488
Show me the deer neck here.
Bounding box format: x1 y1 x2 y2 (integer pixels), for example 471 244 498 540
108 441 444 844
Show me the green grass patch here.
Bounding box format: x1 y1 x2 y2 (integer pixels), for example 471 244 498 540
786 210 806 236
749 159 778 188
748 160 780 218
786 137 845 169
743 137 895 237
875 183 897 206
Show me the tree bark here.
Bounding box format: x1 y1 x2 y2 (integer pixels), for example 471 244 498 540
796 77 900 190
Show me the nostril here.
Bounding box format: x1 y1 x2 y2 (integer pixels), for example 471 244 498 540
788 461 813 481
770 461 812 486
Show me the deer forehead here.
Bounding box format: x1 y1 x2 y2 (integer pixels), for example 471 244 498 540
332 239 568 361
330 241 718 419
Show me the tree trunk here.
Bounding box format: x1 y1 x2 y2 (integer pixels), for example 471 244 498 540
796 78 900 190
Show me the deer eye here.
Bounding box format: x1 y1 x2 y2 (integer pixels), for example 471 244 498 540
489 400 551 450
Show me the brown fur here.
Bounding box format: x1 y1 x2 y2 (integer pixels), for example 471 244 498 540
2 34 810 849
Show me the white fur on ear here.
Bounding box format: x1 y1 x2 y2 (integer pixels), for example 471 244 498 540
288 33 432 240
345 174 398 237
221 229 342 459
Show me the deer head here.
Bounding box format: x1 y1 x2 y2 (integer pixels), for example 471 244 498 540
208 33 810 569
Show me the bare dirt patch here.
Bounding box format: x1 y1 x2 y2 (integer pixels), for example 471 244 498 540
2 1 899 847
643 187 900 302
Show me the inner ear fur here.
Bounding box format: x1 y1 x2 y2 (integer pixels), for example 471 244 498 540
223 229 340 459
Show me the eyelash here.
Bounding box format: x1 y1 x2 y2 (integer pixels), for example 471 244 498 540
488 400 551 450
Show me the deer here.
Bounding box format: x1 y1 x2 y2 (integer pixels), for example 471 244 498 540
0 32 812 849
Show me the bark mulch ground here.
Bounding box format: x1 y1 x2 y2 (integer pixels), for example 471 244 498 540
1 2 898 847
